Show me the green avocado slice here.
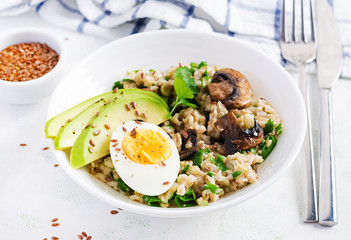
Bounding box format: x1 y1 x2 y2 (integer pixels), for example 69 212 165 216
54 89 168 150
45 92 117 138
70 91 170 169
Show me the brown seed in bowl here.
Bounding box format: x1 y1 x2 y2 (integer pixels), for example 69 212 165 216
0 42 59 82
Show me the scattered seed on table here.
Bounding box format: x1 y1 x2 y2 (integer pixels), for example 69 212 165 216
51 237 59 240
43 147 49 150
52 223 60 227
54 164 59 167
51 218 58 222
20 144 27 146
110 210 119 214
77 235 83 240
86 236 92 240
81 232 87 238
163 181 170 185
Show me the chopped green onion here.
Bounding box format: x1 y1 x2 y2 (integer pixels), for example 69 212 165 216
250 148 257 154
164 76 170 80
275 123 283 135
182 164 190 174
143 195 162 207
164 124 174 128
204 183 223 195
202 200 209 206
206 171 216 181
231 170 242 180
190 61 207 69
210 154 229 172
260 135 278 159
192 149 210 167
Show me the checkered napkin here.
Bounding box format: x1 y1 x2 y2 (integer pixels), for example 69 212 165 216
1 0 350 78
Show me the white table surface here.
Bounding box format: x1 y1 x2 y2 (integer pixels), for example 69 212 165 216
1 11 351 240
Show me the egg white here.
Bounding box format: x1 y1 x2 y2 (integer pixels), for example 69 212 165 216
109 121 180 196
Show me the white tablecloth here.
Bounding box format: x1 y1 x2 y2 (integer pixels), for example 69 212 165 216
1 11 351 240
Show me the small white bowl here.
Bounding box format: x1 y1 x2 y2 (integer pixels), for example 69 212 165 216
0 28 66 104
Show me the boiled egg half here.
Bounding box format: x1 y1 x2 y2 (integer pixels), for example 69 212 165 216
110 121 180 196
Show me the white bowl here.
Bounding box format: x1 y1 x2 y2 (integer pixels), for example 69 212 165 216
47 30 306 218
0 28 66 104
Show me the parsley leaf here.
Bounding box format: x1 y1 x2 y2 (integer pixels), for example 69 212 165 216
174 189 197 207
260 135 278 159
169 67 199 117
115 178 132 193
263 119 274 135
182 164 190 174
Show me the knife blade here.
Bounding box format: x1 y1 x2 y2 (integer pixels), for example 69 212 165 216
316 0 343 226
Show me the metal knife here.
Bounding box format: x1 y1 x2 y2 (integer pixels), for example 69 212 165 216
316 0 343 226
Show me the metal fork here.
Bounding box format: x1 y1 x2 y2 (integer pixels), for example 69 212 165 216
280 0 318 222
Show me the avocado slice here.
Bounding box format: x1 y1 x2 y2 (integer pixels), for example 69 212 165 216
54 97 110 150
54 89 168 150
45 92 117 138
70 90 170 169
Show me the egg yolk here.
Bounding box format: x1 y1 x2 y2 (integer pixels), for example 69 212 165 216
122 128 171 165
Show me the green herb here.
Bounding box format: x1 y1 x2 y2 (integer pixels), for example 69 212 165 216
134 70 139 73
112 79 135 90
260 135 277 159
192 148 209 167
202 200 209 206
169 67 199 117
174 189 197 207
164 124 174 128
190 67 196 75
190 61 208 69
143 195 162 207
201 70 211 89
206 171 216 181
231 170 242 180
149 69 155 74
164 76 170 80
263 119 274 135
250 148 257 154
182 164 190 174
275 123 283 135
204 183 223 195
210 155 229 172
116 178 132 193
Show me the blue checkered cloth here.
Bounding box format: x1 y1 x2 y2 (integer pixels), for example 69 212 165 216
1 0 350 78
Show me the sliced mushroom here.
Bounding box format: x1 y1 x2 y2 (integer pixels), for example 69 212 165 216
179 129 198 160
207 68 252 109
215 111 263 155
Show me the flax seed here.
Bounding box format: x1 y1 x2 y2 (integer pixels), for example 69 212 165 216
163 181 170 185
51 218 58 222
20 144 27 146
115 148 121 151
42 147 49 150
112 143 118 147
88 146 94 153
111 139 118 143
130 128 137 137
93 130 100 136
67 118 72 122
113 87 118 93
92 124 96 128
135 120 142 124
130 101 136 109
85 123 90 129
96 112 100 116
141 113 147 118
52 223 60 227
89 139 95 147
135 110 140 116
125 104 131 111
122 127 127 132
54 164 59 167
104 124 110 129
86 236 92 240
51 237 59 240
110 210 119 214
160 161 166 167
77 235 83 240
81 232 87 238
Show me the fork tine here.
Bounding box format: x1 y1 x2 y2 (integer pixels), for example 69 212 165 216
301 0 306 42
281 0 287 42
309 0 315 41
292 0 297 42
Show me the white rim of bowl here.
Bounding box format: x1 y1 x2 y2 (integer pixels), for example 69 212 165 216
48 29 306 218
0 27 66 86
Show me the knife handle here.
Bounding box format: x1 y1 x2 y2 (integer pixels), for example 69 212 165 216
319 88 337 226
299 63 319 223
